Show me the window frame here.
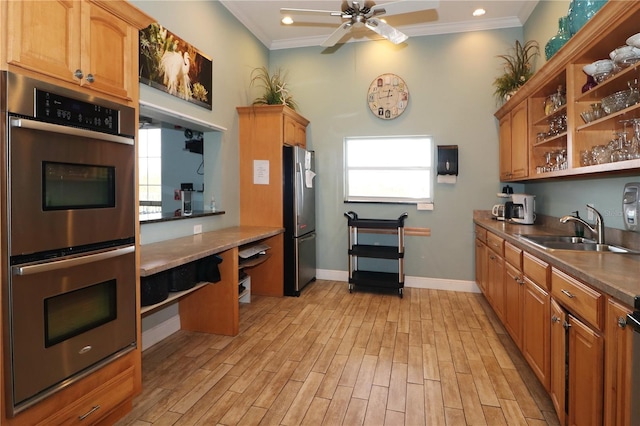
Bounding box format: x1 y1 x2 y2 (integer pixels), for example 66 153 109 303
343 135 434 204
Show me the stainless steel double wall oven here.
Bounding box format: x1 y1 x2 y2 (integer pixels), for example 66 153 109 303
1 72 137 416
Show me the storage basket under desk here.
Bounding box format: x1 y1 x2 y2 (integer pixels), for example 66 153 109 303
344 211 408 298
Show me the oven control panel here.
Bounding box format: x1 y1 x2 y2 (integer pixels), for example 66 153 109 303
35 89 120 135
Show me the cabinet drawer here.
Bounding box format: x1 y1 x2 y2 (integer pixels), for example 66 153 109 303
523 252 549 290
39 366 134 425
486 232 504 256
551 268 604 330
504 241 522 270
475 225 487 243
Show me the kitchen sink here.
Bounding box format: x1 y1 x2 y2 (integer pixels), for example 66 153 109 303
516 234 640 254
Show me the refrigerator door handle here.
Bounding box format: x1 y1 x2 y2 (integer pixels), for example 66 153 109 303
296 162 305 215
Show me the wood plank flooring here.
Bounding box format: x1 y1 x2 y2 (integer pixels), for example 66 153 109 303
116 280 560 426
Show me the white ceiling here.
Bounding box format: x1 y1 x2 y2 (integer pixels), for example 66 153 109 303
219 0 538 50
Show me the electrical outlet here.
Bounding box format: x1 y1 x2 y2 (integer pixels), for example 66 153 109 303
193 224 202 234
587 203 595 221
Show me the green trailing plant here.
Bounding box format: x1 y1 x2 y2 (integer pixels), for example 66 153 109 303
493 40 539 103
250 66 298 110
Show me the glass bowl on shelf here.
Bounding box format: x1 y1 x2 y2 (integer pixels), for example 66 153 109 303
601 89 632 114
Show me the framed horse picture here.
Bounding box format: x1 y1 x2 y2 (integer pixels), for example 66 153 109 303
139 23 213 110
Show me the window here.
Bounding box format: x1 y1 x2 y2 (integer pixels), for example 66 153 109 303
344 135 433 203
138 128 162 214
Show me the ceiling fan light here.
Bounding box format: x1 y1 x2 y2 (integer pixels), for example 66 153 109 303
281 16 294 25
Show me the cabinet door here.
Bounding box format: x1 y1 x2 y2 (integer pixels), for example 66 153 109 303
550 298 566 425
487 252 504 321
523 277 551 391
510 99 529 179
6 0 81 84
504 262 524 349
283 115 307 147
499 113 512 181
474 239 487 294
604 300 632 426
80 2 132 100
568 313 604 426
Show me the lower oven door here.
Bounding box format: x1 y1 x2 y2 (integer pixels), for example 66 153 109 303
7 245 136 413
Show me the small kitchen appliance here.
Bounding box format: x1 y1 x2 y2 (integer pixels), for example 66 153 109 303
492 204 506 220
509 194 536 224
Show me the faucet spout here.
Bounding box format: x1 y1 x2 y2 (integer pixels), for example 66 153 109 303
559 205 605 245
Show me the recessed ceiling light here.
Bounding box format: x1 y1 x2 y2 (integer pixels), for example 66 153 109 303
473 8 486 17
282 16 293 25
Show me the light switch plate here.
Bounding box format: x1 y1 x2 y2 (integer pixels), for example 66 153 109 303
193 224 202 234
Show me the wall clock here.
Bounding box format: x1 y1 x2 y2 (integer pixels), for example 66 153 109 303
367 73 409 120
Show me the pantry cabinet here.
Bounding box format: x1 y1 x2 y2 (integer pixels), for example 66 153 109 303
494 1 640 181
5 0 149 102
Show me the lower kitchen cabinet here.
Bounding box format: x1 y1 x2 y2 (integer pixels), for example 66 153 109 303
604 299 633 426
551 296 605 426
487 250 504 320
504 259 524 349
523 277 551 391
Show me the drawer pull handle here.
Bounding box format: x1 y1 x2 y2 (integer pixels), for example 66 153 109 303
79 405 101 421
561 289 575 298
618 317 627 329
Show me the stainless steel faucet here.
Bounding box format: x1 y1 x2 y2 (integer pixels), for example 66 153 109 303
560 205 605 244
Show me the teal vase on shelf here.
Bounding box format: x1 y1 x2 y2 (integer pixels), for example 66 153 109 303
545 16 571 60
567 0 607 37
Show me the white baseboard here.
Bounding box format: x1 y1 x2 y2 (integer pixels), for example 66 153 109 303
316 269 480 293
142 314 181 351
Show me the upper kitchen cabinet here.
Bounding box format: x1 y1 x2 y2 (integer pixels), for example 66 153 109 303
4 0 152 103
237 105 309 227
494 1 640 181
499 99 529 180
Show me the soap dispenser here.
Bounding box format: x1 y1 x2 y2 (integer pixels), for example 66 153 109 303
623 182 640 231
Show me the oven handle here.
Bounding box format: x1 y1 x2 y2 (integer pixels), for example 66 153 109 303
12 246 135 276
10 118 134 145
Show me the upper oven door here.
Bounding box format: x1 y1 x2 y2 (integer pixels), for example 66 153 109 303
8 117 135 257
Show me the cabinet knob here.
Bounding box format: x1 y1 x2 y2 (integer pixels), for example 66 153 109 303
561 289 575 298
563 320 572 330
617 316 627 329
551 315 560 323
86 73 95 84
74 69 84 79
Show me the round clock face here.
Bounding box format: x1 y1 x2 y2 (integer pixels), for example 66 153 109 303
367 73 409 120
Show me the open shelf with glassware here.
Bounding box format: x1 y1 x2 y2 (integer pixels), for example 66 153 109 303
344 211 408 298
496 1 640 181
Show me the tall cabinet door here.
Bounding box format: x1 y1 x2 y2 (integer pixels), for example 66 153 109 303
510 99 529 179
568 314 604 426
499 113 512 181
523 277 550 391
550 298 566 425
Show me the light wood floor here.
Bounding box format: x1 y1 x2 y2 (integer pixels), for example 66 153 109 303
116 280 560 426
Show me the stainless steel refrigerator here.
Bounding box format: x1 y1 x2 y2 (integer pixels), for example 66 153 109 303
283 145 316 296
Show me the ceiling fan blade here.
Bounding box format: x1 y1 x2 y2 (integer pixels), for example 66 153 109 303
370 0 440 17
280 7 344 16
365 17 408 44
321 22 353 47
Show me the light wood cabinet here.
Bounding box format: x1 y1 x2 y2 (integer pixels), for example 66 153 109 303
5 0 149 102
494 2 640 181
474 238 487 294
485 233 505 320
284 114 307 147
550 298 566 425
523 276 551 391
604 299 633 426
504 248 524 349
499 100 528 181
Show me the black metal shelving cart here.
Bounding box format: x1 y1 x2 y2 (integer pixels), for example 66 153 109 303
344 211 408 298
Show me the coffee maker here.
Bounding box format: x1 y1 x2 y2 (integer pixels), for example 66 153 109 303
507 194 536 224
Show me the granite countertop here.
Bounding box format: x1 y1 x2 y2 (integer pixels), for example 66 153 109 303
474 211 640 308
140 226 284 276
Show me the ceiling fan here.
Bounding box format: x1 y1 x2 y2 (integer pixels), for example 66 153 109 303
281 0 440 47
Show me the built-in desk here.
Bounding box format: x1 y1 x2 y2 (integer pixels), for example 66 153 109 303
139 226 284 336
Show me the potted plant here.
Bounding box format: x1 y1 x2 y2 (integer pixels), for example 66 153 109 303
250 66 298 110
493 40 539 103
